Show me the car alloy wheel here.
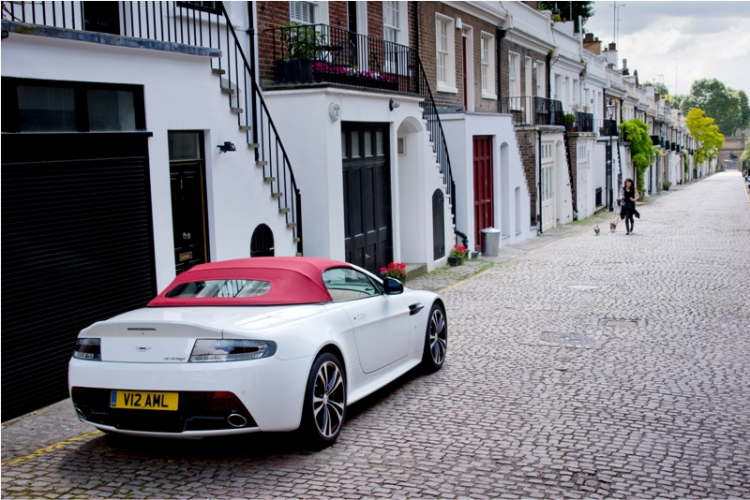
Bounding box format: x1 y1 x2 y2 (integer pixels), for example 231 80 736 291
421 304 447 371
302 353 346 445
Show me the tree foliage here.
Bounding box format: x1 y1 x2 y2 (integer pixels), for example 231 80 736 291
643 81 670 97
685 108 725 165
540 1 594 33
619 118 659 192
680 79 750 136
741 137 750 170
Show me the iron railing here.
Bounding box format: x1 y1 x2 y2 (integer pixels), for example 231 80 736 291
596 118 618 137
501 96 565 126
573 111 594 132
2 1 304 254
650 135 661 146
265 23 417 94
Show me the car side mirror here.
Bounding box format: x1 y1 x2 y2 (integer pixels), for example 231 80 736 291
383 277 404 295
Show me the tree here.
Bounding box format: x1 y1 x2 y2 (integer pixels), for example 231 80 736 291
643 81 670 97
685 108 725 166
619 118 659 193
672 94 687 109
741 137 750 171
540 1 594 33
680 79 750 136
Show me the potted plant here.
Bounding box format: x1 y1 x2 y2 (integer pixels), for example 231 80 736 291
276 22 323 84
448 245 467 266
564 113 576 132
663 181 671 191
582 104 590 113
380 262 407 281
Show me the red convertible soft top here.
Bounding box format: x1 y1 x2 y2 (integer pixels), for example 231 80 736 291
148 257 351 307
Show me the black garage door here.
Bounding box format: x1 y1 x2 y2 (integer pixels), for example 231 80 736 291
1 133 156 422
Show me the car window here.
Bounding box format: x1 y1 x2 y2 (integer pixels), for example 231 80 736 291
323 268 381 302
166 279 271 298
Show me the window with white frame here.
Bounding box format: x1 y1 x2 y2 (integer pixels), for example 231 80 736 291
573 79 579 107
383 1 400 42
509 52 520 97
480 32 495 98
435 14 456 92
290 1 316 24
536 60 545 97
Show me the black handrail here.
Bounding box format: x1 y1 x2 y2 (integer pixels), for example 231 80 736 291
219 4 303 255
416 57 455 226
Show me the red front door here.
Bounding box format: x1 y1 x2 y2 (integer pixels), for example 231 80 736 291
473 136 494 252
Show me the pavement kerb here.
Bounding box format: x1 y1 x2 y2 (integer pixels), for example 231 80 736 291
0 430 101 467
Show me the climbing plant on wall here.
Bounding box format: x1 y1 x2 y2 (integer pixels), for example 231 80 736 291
619 118 660 193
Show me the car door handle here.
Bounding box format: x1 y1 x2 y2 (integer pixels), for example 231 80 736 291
353 313 366 320
409 303 424 315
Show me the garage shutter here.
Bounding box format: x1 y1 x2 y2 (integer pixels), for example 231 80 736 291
1 133 156 422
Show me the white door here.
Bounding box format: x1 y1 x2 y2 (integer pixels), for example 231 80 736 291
541 142 556 232
322 268 409 374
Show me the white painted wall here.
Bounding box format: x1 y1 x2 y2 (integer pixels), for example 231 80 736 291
264 88 452 271
441 113 533 252
575 136 598 218
3 33 296 292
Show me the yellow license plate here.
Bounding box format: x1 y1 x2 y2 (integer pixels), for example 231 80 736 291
110 391 178 411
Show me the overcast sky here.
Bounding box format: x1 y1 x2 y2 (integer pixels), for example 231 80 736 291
583 1 750 97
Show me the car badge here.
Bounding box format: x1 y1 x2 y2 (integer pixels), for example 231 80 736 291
136 346 151 352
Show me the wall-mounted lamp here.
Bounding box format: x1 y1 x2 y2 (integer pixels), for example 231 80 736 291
389 99 400 112
329 102 341 122
217 141 236 153
455 17 462 30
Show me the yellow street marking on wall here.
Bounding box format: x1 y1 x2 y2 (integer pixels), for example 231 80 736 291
1 430 101 467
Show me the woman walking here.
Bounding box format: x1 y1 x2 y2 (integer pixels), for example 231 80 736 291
619 178 640 234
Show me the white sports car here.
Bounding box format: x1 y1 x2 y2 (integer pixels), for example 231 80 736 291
69 257 447 445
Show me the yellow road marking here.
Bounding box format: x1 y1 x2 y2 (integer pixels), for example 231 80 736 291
1 430 101 467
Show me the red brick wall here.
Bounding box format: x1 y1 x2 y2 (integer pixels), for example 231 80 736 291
329 1 347 28
367 1 383 38
257 1 291 87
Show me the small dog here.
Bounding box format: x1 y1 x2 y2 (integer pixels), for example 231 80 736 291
609 217 619 233
593 225 600 236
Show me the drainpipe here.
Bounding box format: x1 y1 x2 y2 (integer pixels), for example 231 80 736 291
546 52 552 99
246 2 257 79
538 130 543 234
497 28 506 113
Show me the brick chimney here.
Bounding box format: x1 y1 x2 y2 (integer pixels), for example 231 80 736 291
622 58 629 76
583 33 602 55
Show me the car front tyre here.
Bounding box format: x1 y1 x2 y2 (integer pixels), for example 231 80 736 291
301 352 347 447
421 303 448 372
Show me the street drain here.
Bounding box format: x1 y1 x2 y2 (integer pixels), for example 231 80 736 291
606 320 638 327
537 332 598 346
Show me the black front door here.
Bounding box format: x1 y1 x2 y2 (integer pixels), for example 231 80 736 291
168 131 209 274
341 123 392 273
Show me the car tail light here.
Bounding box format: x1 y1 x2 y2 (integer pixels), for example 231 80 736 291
189 339 276 363
73 338 102 361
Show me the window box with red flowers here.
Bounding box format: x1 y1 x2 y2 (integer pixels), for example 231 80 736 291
448 245 468 266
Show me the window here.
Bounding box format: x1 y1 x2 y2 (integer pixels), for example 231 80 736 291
509 52 520 97
480 32 495 98
536 61 545 97
166 280 271 298
323 268 383 302
383 1 400 43
435 14 456 92
290 1 315 24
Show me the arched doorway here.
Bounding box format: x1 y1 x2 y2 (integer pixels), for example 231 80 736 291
250 224 274 257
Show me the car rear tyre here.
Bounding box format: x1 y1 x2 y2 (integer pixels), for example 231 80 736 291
301 352 346 447
421 303 447 372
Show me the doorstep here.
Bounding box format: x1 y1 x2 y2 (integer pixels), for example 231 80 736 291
404 263 427 282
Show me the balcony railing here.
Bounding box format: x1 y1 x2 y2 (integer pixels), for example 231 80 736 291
650 135 661 146
265 23 416 94
574 111 594 132
596 119 618 137
501 96 565 126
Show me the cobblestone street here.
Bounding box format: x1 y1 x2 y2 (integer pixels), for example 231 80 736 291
2 171 749 499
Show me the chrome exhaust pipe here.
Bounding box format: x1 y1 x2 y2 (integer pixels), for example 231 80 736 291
227 413 247 428
75 406 87 421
